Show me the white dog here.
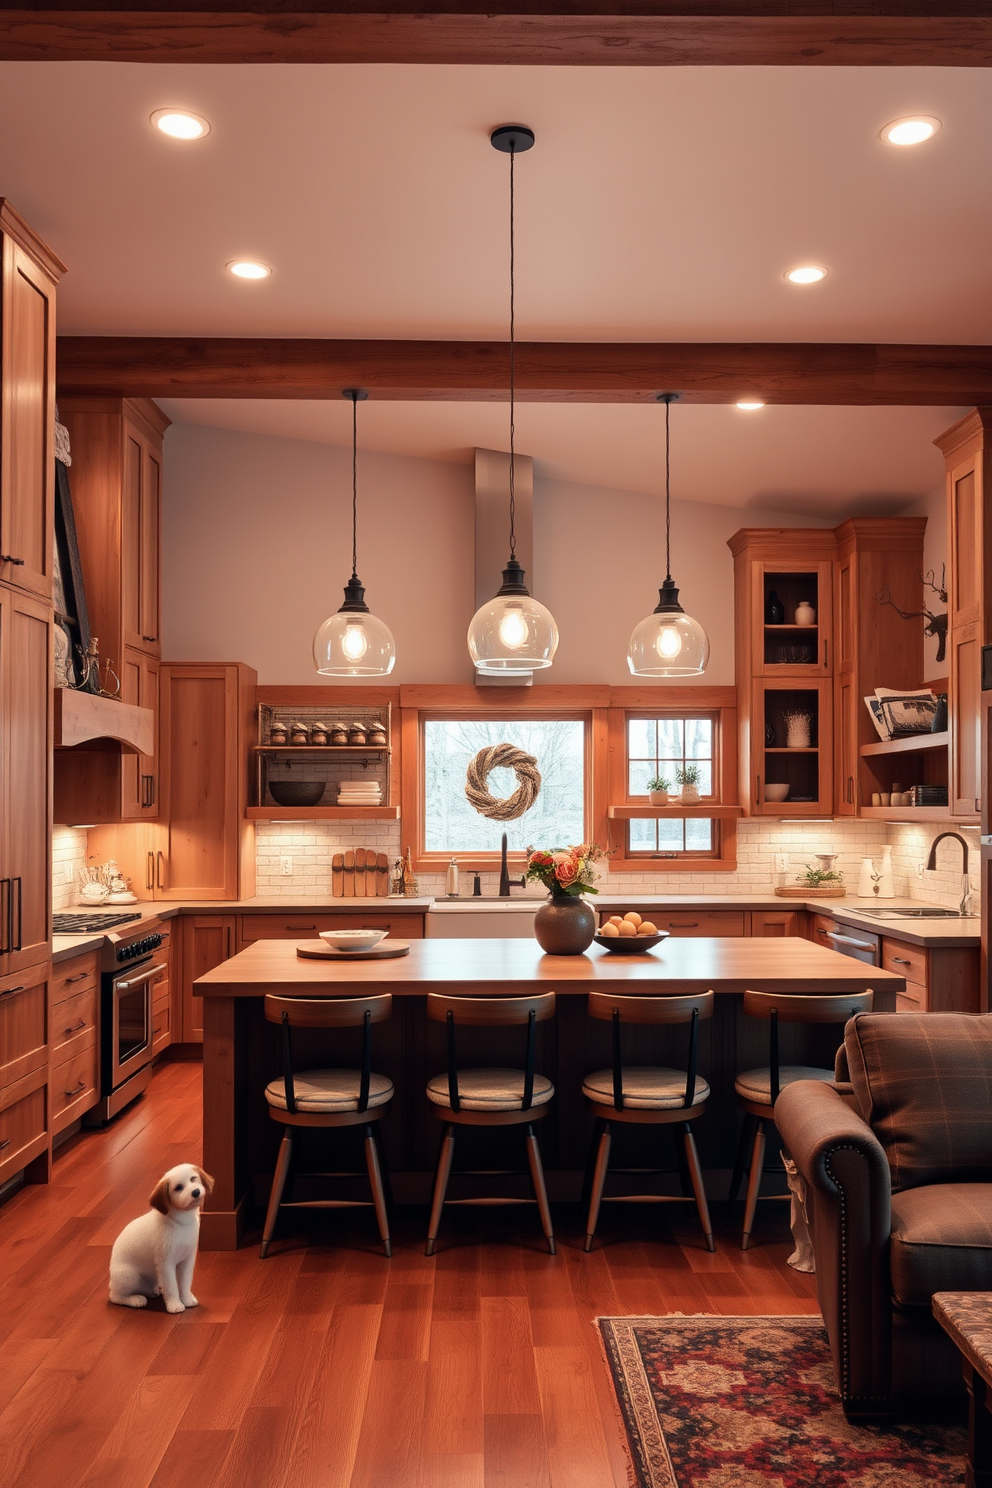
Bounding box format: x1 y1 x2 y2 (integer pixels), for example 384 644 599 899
109 1163 213 1314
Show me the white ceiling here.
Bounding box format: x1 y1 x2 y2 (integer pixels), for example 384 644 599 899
1 59 984 499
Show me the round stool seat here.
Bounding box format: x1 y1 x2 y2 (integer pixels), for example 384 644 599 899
426 1067 554 1112
265 1068 394 1113
734 1065 833 1106
583 1067 710 1110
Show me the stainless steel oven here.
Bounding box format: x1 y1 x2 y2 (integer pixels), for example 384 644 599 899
91 926 166 1123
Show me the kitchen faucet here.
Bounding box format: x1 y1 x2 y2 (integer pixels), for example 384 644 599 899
498 832 527 898
925 832 974 915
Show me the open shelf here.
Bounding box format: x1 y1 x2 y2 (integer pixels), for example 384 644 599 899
609 804 742 820
253 745 391 755
861 731 948 758
765 746 819 754
859 806 950 822
246 805 400 822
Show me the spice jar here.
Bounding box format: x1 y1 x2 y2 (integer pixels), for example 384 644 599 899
310 722 329 746
368 723 387 748
269 722 289 746
290 721 309 746
348 721 368 747
329 723 348 746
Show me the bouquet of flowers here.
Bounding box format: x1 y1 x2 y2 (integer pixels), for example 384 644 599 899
526 843 605 899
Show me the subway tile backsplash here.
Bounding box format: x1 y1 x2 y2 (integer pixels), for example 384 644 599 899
52 826 90 912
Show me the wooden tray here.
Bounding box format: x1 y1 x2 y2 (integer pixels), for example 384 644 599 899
296 940 410 960
774 884 846 898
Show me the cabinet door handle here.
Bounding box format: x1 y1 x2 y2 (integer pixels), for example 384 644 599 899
0 986 25 998
669 922 699 928
146 852 155 891
156 852 166 890
63 1080 86 1098
756 774 762 806
63 1019 87 1035
142 635 157 644
65 971 88 984
0 879 9 955
226 926 233 958
0 554 24 565
890 956 912 965
0 1138 10 1151
847 775 854 804
141 774 151 808
149 775 155 807
287 925 316 931
12 879 21 951
153 1023 164 1036
824 930 876 951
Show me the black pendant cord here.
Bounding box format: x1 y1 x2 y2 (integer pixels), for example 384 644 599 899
508 141 517 562
350 389 359 580
664 393 672 583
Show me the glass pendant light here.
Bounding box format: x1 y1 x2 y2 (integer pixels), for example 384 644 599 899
313 389 396 676
627 394 710 677
468 125 559 676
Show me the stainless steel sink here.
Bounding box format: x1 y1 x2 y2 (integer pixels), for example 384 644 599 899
853 907 972 919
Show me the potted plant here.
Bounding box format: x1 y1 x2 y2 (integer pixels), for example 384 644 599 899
647 774 670 805
525 843 605 954
675 763 702 803
773 861 846 899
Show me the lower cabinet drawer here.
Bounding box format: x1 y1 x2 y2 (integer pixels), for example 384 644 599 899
238 912 425 942
151 996 171 1054
648 912 745 937
882 938 928 989
896 988 927 1013
51 983 98 1060
0 968 49 1089
51 1040 98 1134
0 1066 48 1179
51 952 99 1006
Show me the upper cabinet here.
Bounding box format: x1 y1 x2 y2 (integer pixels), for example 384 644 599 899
0 201 63 600
935 410 992 823
121 416 162 656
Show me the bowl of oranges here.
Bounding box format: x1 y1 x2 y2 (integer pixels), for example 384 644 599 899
593 912 669 954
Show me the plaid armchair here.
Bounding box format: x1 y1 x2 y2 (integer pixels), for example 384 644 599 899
775 1012 992 1420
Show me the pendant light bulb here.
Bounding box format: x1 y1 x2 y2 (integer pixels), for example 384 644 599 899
627 395 710 678
313 390 396 678
467 125 559 677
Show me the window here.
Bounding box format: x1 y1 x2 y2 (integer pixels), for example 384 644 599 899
627 715 715 855
422 716 587 857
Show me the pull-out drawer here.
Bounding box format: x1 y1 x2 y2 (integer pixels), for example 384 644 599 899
238 912 425 943
151 998 171 1055
0 965 49 1088
0 1066 48 1180
52 982 98 1060
882 938 928 989
52 1041 98 1134
51 952 99 1005
635 911 745 937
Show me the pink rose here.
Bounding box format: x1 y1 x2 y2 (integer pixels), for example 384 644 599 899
555 858 578 885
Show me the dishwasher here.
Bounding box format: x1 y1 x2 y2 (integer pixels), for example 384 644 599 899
812 920 880 965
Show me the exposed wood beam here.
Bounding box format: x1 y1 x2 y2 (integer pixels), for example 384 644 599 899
3 5 992 66
55 337 992 404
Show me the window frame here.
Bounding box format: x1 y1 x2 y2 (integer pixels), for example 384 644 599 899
606 687 739 873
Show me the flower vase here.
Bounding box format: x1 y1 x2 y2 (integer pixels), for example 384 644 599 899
680 783 701 803
648 789 669 805
533 893 596 955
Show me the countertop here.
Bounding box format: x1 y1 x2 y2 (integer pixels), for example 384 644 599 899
50 891 979 961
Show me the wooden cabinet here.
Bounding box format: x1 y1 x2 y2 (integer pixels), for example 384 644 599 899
881 934 980 1014
120 649 159 819
751 910 804 937
49 949 99 1134
0 587 52 974
0 202 62 602
0 959 50 1184
150 922 173 1055
751 677 834 816
599 908 744 937
238 911 425 944
935 411 992 823
121 419 162 655
180 914 236 1044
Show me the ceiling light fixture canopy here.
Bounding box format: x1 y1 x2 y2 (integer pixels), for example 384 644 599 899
785 264 827 285
313 389 396 677
151 108 210 140
627 394 710 678
882 116 940 146
227 260 271 280
467 125 559 676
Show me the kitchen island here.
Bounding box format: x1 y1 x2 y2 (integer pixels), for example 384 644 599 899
195 936 904 1249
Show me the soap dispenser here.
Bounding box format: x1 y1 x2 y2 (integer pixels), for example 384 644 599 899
445 858 459 898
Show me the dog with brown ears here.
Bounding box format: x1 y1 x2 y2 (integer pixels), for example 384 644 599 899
109 1163 214 1314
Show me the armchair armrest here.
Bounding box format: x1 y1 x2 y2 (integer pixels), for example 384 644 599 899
776 1081 894 1419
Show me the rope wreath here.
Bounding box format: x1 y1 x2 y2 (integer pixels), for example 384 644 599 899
465 743 542 821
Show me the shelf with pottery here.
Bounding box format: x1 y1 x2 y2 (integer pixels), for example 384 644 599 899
608 804 742 819
860 731 949 757
252 701 393 815
245 805 400 821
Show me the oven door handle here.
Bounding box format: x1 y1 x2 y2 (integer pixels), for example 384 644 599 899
822 930 877 952
116 962 169 992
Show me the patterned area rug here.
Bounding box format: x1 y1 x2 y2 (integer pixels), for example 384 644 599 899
598 1315 966 1488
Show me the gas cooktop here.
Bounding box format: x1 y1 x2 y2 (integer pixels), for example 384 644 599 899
53 911 143 934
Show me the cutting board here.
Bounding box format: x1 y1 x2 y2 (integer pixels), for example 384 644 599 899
332 847 391 897
296 940 411 960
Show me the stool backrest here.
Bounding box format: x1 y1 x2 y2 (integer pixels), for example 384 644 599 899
587 989 714 1112
263 993 392 1116
742 989 873 1106
426 992 556 1114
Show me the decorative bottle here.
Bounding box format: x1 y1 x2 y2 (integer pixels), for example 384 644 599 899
765 590 785 624
878 844 895 899
445 858 459 897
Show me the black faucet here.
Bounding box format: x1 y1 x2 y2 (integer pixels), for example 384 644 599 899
925 831 974 914
498 832 526 898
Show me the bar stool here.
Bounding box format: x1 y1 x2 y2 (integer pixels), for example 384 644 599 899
424 991 556 1256
581 990 715 1253
260 992 394 1259
730 989 873 1250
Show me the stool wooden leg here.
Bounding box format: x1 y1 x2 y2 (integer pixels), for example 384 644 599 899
260 1128 294 1259
729 1112 757 1204
741 1120 767 1251
584 1121 612 1253
580 1118 604 1218
425 1124 456 1257
363 1125 392 1259
682 1123 715 1253
674 1125 692 1197
524 1125 556 1256
373 1125 394 1212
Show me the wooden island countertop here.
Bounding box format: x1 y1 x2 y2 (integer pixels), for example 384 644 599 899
194 936 904 1249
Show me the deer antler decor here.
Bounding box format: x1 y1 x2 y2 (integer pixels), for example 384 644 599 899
875 565 948 663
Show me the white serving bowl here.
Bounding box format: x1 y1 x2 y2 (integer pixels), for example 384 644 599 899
764 783 790 802
318 928 387 951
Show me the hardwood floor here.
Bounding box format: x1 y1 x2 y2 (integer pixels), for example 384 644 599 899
0 1061 817 1488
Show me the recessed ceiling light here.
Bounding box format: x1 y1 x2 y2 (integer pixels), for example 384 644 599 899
735 400 765 410
151 108 210 141
881 116 940 147
785 265 827 285
227 260 271 280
